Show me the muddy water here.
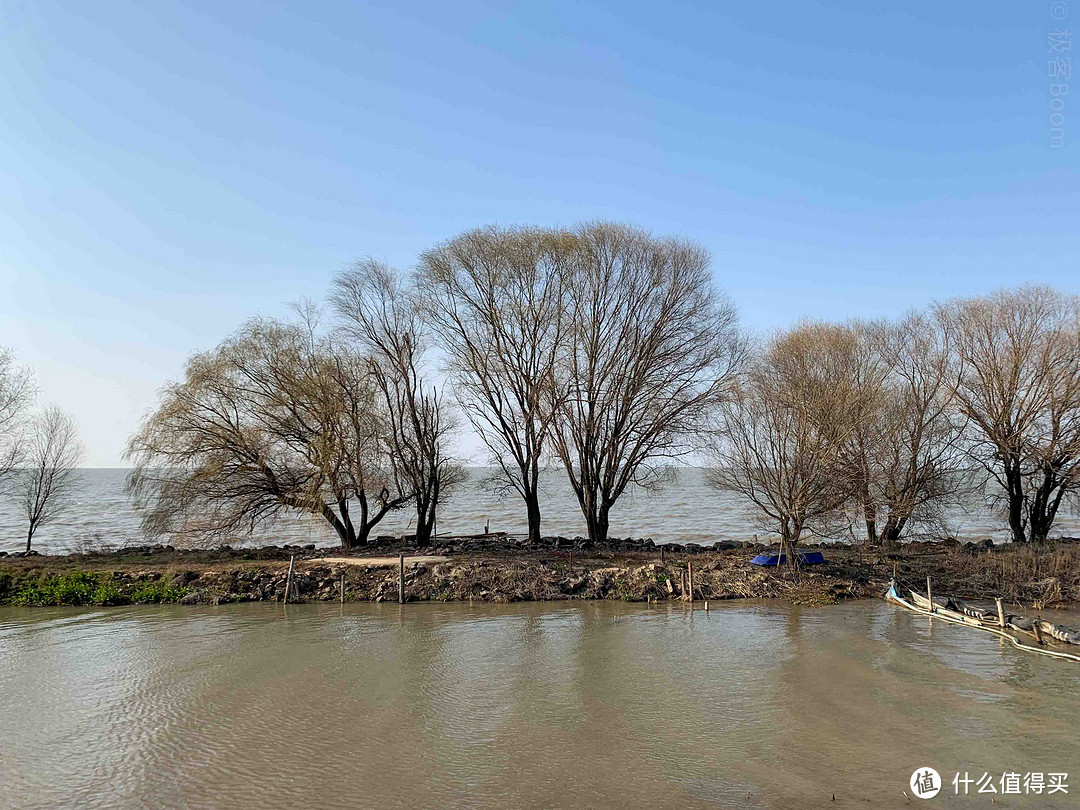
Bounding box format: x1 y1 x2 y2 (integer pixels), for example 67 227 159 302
1 601 1077 809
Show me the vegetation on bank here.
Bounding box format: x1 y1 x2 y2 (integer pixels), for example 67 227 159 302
2 538 1077 609
0 569 188 607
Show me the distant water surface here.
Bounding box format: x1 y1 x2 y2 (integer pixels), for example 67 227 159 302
1 468 1078 554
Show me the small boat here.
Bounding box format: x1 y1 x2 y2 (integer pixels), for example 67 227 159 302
886 581 1080 661
750 550 825 566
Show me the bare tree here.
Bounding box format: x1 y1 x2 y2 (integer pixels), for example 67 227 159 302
937 286 1080 543
0 347 35 489
18 405 83 552
332 261 465 546
552 222 744 543
127 314 408 548
848 313 968 545
708 326 860 559
418 226 572 542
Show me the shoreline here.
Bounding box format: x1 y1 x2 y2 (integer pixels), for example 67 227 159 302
2 536 1078 610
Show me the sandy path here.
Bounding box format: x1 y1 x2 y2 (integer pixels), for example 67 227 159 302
314 555 449 568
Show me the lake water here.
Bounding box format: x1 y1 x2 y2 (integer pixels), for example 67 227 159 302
1 600 1077 809
2 468 1079 554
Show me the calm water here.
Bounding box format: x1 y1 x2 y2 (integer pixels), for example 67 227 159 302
1 600 1078 809
3 468 1080 554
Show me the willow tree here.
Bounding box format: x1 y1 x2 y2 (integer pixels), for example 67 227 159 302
552 223 744 543
418 226 572 542
707 327 855 558
18 405 83 552
938 286 1080 543
127 314 408 548
850 314 967 545
0 347 35 489
332 261 464 546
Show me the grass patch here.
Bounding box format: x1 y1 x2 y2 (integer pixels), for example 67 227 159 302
1 571 188 607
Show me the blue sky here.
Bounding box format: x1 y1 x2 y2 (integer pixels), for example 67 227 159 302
0 0 1076 465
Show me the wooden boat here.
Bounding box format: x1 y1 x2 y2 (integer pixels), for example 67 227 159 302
886 581 1080 661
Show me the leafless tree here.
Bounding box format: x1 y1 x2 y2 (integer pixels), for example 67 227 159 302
0 347 35 489
552 222 744 543
127 313 408 548
707 326 860 559
937 286 1080 543
332 261 465 546
847 313 968 545
18 405 83 552
418 225 573 541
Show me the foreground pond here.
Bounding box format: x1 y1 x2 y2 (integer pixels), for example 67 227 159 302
1 600 1077 809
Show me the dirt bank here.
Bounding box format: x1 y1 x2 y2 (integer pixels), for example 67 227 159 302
1 537 1078 609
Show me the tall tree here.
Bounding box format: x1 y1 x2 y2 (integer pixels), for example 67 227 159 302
127 315 408 548
938 286 1080 543
552 223 744 543
19 405 83 552
708 325 864 558
849 314 967 545
0 347 35 489
332 261 464 546
418 226 572 542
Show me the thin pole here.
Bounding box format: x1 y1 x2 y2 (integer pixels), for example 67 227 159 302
284 555 295 604
687 561 693 605
996 598 1005 628
341 572 346 604
398 552 405 604
926 576 933 614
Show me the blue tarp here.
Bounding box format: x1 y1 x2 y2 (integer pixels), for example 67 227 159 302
750 550 825 566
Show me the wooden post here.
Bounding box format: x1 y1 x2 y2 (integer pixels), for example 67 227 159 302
686 561 693 604
995 598 1005 628
705 600 709 613
283 555 295 604
926 576 933 614
340 572 346 604
398 552 405 604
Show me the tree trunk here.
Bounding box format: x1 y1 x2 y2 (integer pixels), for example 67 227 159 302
524 489 542 543
1005 465 1028 543
583 498 610 544
26 526 33 554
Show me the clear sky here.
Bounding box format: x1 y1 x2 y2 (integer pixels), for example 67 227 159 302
1 1 1076 466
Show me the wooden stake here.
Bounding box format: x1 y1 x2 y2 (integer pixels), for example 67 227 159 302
283 555 295 604
687 561 693 604
705 600 709 613
995 598 1005 628
398 552 405 604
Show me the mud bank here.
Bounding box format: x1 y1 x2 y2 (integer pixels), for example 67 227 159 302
2 536 1078 609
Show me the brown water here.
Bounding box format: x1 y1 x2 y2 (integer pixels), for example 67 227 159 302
1 600 1077 809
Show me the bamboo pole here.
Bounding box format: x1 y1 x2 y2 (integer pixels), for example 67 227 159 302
996 598 1005 628
398 552 405 604
926 576 933 614
283 555 295 604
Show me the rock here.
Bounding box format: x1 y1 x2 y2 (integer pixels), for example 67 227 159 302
179 591 200 605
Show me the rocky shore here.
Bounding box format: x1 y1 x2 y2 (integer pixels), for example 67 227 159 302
1 535 1078 609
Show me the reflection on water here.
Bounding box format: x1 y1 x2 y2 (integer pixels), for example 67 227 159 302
5 468 1080 553
1 601 1078 809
